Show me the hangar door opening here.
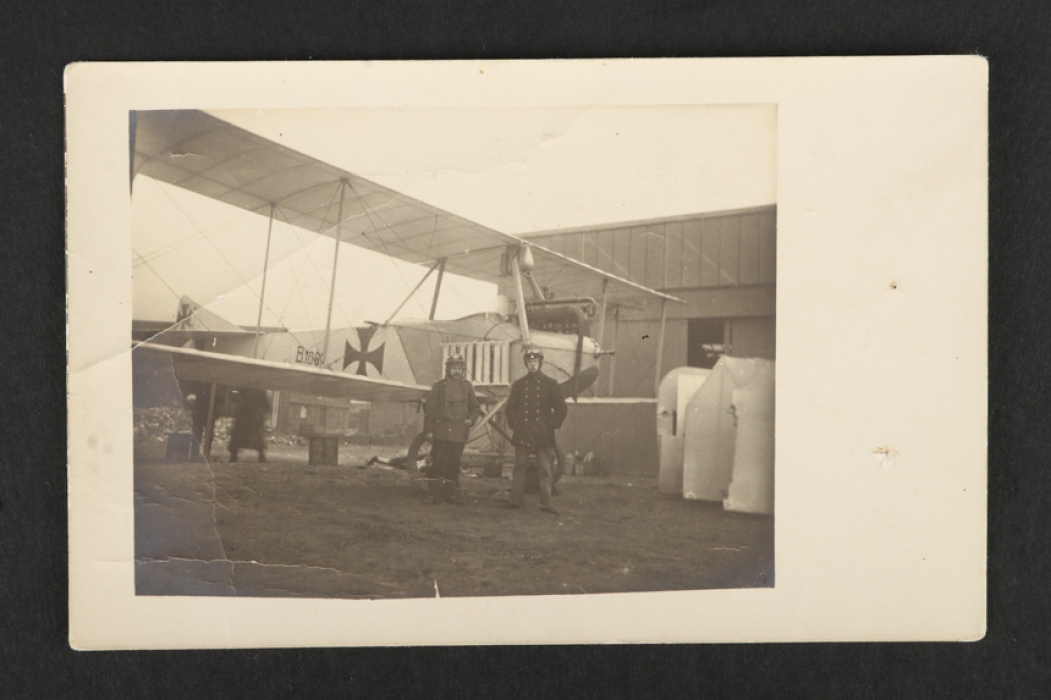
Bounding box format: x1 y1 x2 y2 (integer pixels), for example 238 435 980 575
687 319 727 369
687 317 776 368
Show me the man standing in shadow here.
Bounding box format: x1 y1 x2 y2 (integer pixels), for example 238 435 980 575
228 387 270 463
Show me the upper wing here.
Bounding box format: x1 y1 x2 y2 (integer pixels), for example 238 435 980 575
133 110 682 304
136 343 427 403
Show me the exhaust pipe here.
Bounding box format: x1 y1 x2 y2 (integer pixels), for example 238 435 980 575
525 303 591 401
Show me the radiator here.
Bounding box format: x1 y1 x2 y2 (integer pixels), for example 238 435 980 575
442 341 511 386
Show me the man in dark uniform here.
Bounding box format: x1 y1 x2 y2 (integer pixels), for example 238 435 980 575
228 387 271 463
423 354 483 504
505 346 567 513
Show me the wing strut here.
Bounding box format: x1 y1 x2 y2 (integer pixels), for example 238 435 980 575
522 269 546 300
252 203 276 359
508 246 531 347
384 258 442 325
608 305 620 397
654 298 668 396
428 258 447 320
467 396 509 442
322 180 347 365
204 383 218 457
595 278 609 350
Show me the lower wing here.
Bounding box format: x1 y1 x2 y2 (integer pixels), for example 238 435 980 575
135 343 428 403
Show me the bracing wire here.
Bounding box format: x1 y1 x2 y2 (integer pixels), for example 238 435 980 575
131 250 189 316
343 180 435 316
138 181 323 353
271 201 357 346
344 181 491 322
132 180 270 269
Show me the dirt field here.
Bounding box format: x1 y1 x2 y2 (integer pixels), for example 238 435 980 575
135 439 774 599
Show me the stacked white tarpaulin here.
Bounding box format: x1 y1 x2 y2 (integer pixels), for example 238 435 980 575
724 361 775 514
657 357 774 515
656 367 710 495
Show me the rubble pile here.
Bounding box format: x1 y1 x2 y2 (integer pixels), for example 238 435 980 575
268 433 309 447
133 407 309 447
134 407 191 442
211 418 233 441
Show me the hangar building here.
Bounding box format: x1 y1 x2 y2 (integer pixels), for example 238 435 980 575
515 204 776 476
525 204 776 398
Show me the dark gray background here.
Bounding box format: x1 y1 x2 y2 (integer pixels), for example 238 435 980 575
2 1 1044 697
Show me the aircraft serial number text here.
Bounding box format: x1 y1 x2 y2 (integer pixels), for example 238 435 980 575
296 346 325 367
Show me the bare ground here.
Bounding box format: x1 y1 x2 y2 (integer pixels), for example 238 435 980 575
134 440 774 599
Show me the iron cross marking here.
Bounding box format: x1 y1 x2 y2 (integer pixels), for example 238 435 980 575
343 326 385 376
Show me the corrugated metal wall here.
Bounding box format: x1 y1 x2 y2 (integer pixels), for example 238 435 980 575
529 205 777 399
602 318 775 397
533 206 776 291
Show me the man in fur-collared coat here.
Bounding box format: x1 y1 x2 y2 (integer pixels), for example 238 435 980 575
505 346 567 514
228 387 270 463
423 354 482 504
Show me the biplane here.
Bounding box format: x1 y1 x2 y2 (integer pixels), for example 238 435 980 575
131 110 683 474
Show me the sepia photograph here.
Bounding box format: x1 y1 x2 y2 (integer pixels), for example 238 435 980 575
129 105 777 599
67 59 986 648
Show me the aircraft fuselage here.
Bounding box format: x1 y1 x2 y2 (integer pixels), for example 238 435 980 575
205 314 601 398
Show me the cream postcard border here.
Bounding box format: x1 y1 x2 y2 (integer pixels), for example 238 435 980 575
67 57 987 649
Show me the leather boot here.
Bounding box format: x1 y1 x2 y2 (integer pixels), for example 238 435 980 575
446 480 466 505
424 480 444 505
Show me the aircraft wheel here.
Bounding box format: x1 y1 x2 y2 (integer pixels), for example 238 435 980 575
406 432 433 479
482 458 503 478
